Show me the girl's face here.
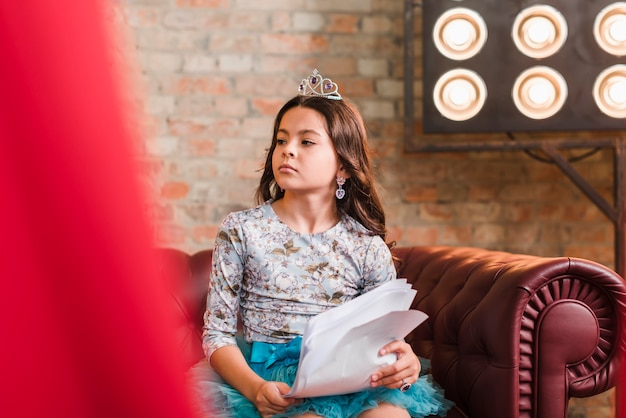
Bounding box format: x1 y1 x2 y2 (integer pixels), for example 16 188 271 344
272 106 342 198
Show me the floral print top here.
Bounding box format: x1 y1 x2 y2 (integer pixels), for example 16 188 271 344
202 202 396 358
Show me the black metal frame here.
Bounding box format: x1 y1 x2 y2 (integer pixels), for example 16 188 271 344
403 0 626 276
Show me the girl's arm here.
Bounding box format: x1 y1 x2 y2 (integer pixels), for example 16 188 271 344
203 219 293 414
361 236 421 389
369 339 421 390
210 345 297 417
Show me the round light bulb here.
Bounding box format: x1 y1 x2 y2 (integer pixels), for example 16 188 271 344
433 69 487 121
593 65 626 118
512 5 567 58
528 79 554 106
607 77 626 104
526 17 553 46
594 3 626 56
448 80 472 107
512 66 567 119
444 19 473 48
433 8 487 60
608 19 626 43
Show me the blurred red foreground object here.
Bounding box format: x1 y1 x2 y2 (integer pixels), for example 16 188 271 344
0 2 201 417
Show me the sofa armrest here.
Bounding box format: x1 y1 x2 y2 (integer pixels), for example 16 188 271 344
155 248 212 370
394 246 626 418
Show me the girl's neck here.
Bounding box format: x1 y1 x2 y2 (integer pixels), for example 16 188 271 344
272 194 340 234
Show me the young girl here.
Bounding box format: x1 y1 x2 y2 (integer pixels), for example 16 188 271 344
192 70 453 418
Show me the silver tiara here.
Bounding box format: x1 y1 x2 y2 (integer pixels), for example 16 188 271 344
297 69 342 100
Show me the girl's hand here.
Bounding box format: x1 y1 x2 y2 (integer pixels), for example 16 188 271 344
253 381 298 418
369 340 421 390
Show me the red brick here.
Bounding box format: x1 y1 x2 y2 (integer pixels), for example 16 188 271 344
228 180 258 202
526 165 562 182
176 96 216 116
436 183 467 202
228 11 270 31
387 160 448 183
219 138 256 158
370 137 399 159
192 225 220 245
188 161 219 180
270 12 291 31
473 224 505 243
421 203 454 221
137 114 163 140
500 183 573 202
199 14 230 29
440 226 472 245
124 7 161 28
235 75 295 97
505 224 540 243
538 203 565 221
167 75 231 95
240 117 274 139
341 79 374 97
562 245 614 268
209 34 258 53
168 118 240 138
403 185 438 203
362 16 393 34
382 121 403 139
154 224 188 245
467 185 499 201
181 203 215 222
504 242 561 257
458 202 501 223
167 119 210 136
560 203 604 222
176 0 230 8
570 224 612 243
186 138 216 156
386 226 404 244
215 97 249 117
316 57 357 76
403 226 439 246
453 163 522 184
327 14 359 33
160 181 190 199
537 224 569 243
258 56 318 74
136 157 164 177
260 34 329 54
147 203 175 222
503 203 535 222
236 159 264 180
251 98 285 116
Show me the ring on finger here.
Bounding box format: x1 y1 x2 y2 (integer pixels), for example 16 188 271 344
399 378 412 392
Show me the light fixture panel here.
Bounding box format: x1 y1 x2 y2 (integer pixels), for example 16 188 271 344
422 0 626 133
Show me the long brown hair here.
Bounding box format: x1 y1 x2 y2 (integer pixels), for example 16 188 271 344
254 95 394 251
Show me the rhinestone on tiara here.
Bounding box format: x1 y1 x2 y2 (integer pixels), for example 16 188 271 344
297 69 342 100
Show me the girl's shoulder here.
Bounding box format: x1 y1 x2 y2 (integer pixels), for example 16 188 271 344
339 213 389 251
340 213 372 235
221 202 273 226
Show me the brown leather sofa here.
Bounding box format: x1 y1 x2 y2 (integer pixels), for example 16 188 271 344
157 246 626 418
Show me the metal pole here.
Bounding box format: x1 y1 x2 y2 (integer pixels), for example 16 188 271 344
403 0 415 151
614 137 625 277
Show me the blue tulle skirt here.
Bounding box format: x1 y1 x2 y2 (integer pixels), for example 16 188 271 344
188 337 454 418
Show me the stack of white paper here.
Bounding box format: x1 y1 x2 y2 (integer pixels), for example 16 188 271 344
285 279 428 398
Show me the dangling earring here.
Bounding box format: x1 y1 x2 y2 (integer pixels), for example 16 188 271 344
335 176 346 200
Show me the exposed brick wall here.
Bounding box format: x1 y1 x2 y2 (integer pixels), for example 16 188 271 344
113 1 618 416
